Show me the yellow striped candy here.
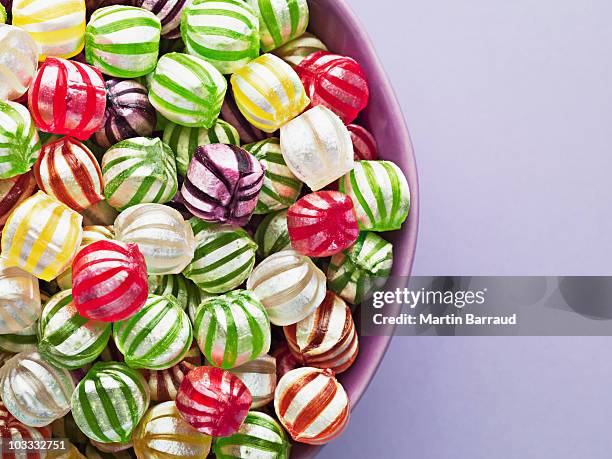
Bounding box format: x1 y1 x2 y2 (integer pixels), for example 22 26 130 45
1 191 83 281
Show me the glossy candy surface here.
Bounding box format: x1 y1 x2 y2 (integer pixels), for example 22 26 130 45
193 290 271 369
148 274 203 313
231 53 309 133
246 250 326 326
149 52 227 128
34 137 104 212
86 5 162 78
93 79 157 149
114 203 196 275
29 58 106 140
0 24 39 101
0 173 37 228
274 366 349 445
273 32 327 66
72 240 148 322
0 400 51 453
1 191 83 281
280 105 354 190
114 294 193 370
347 124 378 161
175 366 252 437
12 0 86 60
249 0 309 52
287 191 359 257
0 259 41 335
338 160 411 231
0 351 75 427
221 88 272 144
101 137 178 211
136 0 191 39
296 51 369 124
254 209 291 258
0 321 38 353
71 362 150 443
231 354 276 408
0 100 41 179
181 144 264 226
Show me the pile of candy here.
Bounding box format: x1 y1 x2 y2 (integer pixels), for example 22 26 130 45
0 0 410 456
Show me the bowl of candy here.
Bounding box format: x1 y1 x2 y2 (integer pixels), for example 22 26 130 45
0 0 418 457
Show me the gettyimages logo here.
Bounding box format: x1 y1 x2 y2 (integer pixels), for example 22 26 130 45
372 286 487 309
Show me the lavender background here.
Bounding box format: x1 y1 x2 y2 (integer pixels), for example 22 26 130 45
322 1 612 458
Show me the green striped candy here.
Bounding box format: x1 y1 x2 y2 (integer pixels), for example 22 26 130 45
86 6 162 78
248 0 309 52
254 209 291 258
327 232 393 304
181 0 260 74
101 137 178 211
244 138 302 214
0 100 41 179
183 218 258 294
71 362 150 444
38 290 111 369
0 4 6 24
148 274 203 312
113 294 193 370
149 52 227 128
214 411 290 458
0 322 38 353
338 160 411 232
193 290 271 369
163 119 240 177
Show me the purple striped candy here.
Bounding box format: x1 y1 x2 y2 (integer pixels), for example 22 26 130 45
135 0 190 39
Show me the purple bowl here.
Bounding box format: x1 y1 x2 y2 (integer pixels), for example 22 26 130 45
292 0 420 457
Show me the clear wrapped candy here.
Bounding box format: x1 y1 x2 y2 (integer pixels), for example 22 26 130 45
0 258 41 334
248 0 309 52
0 100 41 179
0 171 37 228
231 354 276 408
0 24 39 101
254 209 291 258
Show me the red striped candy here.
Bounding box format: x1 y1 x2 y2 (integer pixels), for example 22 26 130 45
34 137 104 212
347 124 378 161
287 191 359 257
0 401 51 459
0 171 36 228
284 291 358 374
72 240 148 322
176 366 252 437
28 58 106 140
296 51 369 125
274 367 350 445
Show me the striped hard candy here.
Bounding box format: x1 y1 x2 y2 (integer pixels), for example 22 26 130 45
28 58 106 140
113 294 193 370
248 0 308 53
193 290 271 369
136 0 191 39
38 290 111 370
139 342 201 402
221 88 272 144
149 52 227 128
0 100 41 179
183 219 257 293
231 53 310 133
34 137 104 212
274 367 349 445
1 191 83 281
347 124 378 161
92 79 157 149
338 160 411 231
90 439 133 454
133 401 212 459
296 51 370 124
86 5 162 78
327 231 393 304
81 199 119 226
148 274 202 312
71 362 150 443
101 137 178 211
0 401 51 456
114 203 196 275
0 351 75 427
181 0 260 74
175 365 252 437
284 291 358 374
72 240 148 322
254 209 291 258
273 32 328 67
244 138 303 214
0 24 39 101
0 321 38 353
0 4 5 22
271 342 298 380
213 411 290 459
0 171 36 228
280 105 354 191
231 354 276 408
85 0 133 15
12 0 86 60
246 250 326 326
163 119 240 177
181 144 264 226
287 191 359 257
